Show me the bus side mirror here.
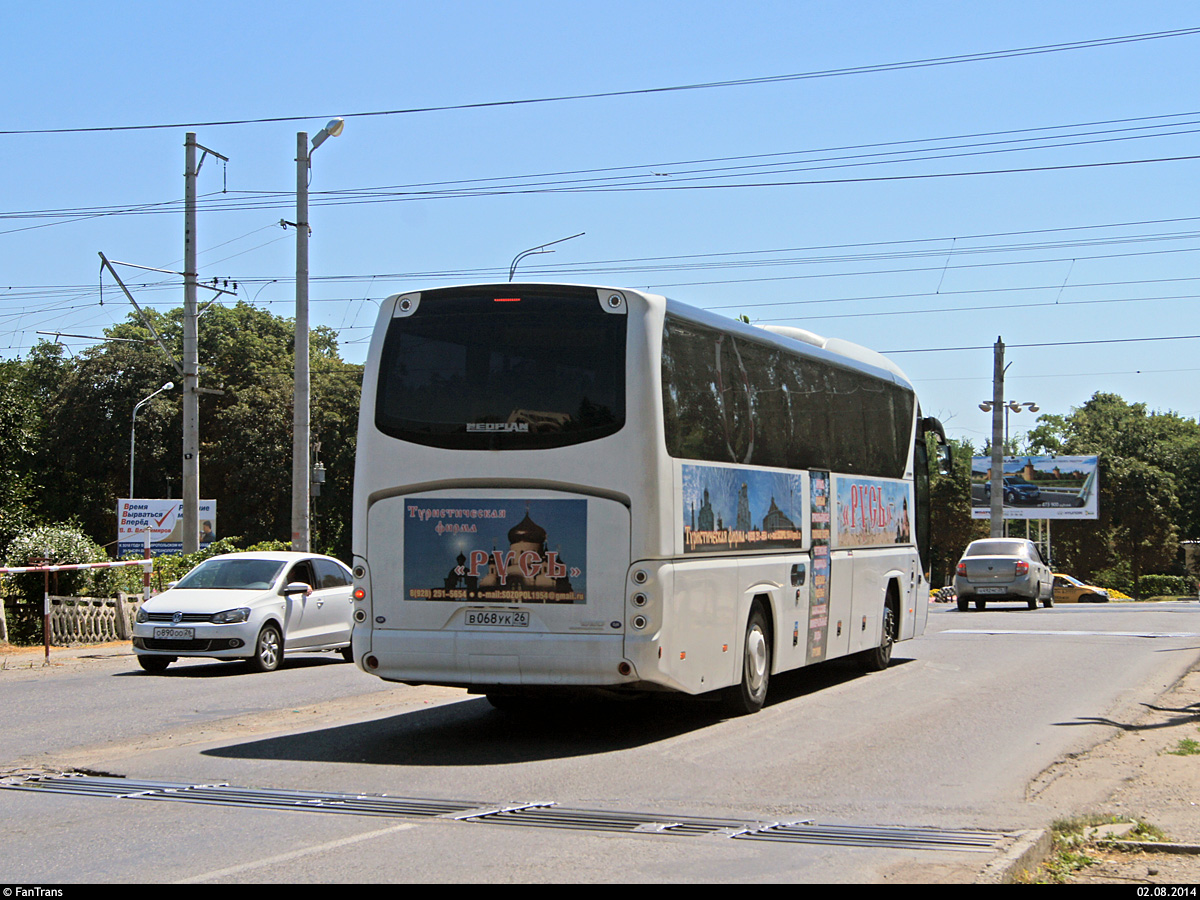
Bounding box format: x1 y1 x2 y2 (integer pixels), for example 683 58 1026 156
938 443 953 475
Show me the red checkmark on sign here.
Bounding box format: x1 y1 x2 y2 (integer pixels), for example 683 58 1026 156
155 506 178 527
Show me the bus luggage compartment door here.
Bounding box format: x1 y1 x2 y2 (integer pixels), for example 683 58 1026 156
364 489 630 685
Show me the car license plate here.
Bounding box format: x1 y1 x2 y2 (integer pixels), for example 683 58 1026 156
976 586 1007 595
464 610 530 627
153 627 194 640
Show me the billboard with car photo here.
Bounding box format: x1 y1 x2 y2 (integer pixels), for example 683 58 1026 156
970 455 1098 520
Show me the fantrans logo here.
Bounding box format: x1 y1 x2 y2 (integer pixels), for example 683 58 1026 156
466 423 530 433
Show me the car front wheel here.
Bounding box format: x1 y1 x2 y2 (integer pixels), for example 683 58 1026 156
248 624 283 673
138 655 174 674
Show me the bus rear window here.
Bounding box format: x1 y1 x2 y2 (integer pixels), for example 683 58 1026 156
375 285 626 450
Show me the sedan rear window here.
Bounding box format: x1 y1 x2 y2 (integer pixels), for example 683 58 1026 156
964 540 1029 558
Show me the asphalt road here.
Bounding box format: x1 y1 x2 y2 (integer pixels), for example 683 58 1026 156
3 600 1199 883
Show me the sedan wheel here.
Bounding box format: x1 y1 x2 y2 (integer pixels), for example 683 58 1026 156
248 624 283 673
138 655 174 674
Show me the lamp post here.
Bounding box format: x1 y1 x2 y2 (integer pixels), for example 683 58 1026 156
978 400 1040 451
130 381 174 497
979 398 1039 538
292 118 344 553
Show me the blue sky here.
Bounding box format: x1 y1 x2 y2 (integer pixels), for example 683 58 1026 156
3 1 1199 447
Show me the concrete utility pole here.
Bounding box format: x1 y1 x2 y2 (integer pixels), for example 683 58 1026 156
183 134 200 554
183 134 227 553
292 119 344 553
990 336 1005 538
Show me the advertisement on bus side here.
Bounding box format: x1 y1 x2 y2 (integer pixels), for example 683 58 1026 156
833 477 913 548
403 498 587 603
681 463 805 553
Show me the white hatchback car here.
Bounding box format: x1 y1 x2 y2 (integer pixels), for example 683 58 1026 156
132 551 354 673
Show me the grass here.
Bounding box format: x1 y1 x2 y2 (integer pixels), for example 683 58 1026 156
1167 736 1200 756
1022 815 1167 883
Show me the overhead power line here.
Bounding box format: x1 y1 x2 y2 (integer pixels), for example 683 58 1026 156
2 26 1198 136
886 335 1200 354
4 109 1199 235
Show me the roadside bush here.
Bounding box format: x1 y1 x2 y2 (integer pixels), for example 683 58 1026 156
1092 564 1133 598
1135 574 1197 598
2 524 108 604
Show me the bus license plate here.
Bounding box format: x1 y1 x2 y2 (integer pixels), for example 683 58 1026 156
465 610 530 628
153 627 194 640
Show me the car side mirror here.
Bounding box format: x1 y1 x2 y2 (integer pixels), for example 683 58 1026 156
283 581 312 596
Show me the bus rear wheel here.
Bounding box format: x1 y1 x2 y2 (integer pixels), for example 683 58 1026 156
723 605 771 716
860 604 895 672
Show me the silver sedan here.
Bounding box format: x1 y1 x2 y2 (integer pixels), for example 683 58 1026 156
953 538 1053 611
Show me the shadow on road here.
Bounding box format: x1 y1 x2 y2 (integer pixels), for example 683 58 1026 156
112 655 350 678
201 656 914 766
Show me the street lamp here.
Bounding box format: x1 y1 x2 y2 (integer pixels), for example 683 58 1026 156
293 118 344 552
979 400 1040 450
979 398 1039 539
130 381 174 497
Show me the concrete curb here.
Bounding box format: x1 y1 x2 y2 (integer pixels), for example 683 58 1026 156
976 829 1053 884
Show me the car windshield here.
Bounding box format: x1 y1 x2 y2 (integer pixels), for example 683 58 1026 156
175 558 286 590
1059 575 1083 586
965 540 1027 558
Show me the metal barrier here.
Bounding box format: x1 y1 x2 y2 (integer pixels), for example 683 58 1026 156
0 558 151 657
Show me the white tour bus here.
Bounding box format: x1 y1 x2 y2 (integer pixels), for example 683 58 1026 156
351 283 947 713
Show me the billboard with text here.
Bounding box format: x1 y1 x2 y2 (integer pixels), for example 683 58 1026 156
117 499 218 555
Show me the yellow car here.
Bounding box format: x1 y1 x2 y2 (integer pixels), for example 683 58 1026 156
1052 574 1110 604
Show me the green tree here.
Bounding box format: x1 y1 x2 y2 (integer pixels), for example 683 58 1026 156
14 303 362 561
928 437 986 586
1027 392 1199 595
0 359 39 548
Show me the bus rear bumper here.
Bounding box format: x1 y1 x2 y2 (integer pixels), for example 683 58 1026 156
363 628 638 688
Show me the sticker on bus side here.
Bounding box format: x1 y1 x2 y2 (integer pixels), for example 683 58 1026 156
403 498 587 603
681 463 804 554
807 470 831 665
834 477 913 548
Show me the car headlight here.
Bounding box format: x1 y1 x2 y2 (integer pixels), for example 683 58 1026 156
136 607 148 624
210 607 251 624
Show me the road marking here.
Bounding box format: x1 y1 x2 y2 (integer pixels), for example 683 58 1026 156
174 822 417 883
941 629 1200 638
